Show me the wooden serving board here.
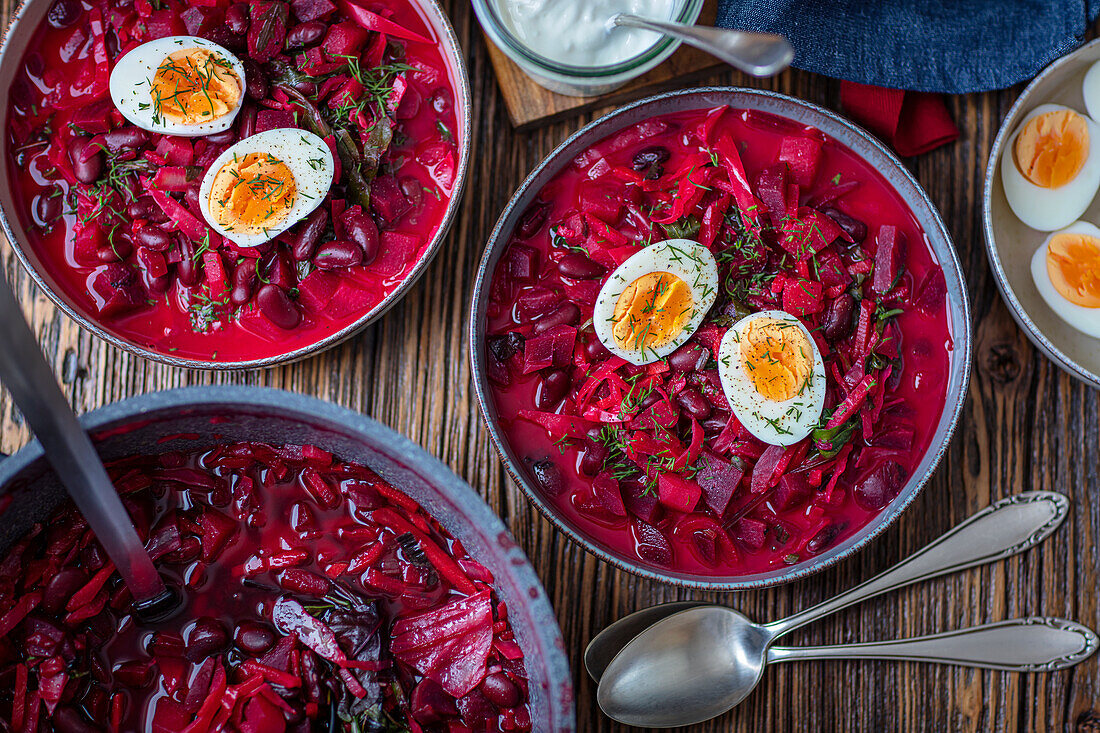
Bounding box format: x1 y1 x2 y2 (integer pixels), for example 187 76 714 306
484 1 724 129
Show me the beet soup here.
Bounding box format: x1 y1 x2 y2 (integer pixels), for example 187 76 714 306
484 106 955 578
6 0 461 363
0 442 531 731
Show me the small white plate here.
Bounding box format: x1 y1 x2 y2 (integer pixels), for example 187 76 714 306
984 39 1100 389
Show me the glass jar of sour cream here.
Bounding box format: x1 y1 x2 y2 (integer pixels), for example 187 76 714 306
473 0 705 96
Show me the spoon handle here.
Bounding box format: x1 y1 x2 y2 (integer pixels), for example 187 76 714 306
767 618 1098 672
766 492 1068 638
0 271 165 603
611 14 794 77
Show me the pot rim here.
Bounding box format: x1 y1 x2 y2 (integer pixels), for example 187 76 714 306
469 86 973 591
0 0 472 370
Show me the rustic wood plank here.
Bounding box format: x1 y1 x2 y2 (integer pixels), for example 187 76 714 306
0 3 1098 732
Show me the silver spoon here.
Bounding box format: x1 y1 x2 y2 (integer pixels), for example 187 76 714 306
600 613 1096 728
0 270 176 620
587 491 1068 682
609 14 794 77
593 491 1069 726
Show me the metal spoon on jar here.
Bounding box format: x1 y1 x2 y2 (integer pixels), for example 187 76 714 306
609 14 794 77
0 270 176 621
590 492 1077 726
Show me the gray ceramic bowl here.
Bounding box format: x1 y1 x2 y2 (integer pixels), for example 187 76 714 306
470 87 972 590
983 39 1100 389
0 0 471 370
0 386 575 730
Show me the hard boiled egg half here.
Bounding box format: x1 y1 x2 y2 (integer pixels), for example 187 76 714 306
1001 104 1100 231
109 36 246 136
592 239 718 366
717 310 826 446
1031 220 1100 338
199 129 335 248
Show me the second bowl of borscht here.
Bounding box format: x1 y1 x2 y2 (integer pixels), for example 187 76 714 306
0 0 470 368
471 88 972 589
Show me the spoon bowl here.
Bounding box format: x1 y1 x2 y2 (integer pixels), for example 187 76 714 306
598 607 769 727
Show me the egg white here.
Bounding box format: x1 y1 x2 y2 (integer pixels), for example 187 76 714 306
717 310 826 447
592 238 718 366
1084 61 1100 124
1030 220 1100 339
198 129 335 248
1001 103 1100 232
109 36 246 137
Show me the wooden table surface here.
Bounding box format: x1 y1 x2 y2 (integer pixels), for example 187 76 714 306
1 2 1098 731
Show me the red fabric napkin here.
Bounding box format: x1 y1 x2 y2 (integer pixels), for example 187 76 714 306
839 81 959 157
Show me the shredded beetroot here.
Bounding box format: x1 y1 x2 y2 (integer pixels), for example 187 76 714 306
486 106 953 576
0 443 530 731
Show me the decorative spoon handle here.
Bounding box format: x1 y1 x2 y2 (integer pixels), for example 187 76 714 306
0 271 167 606
610 14 794 77
766 492 1069 638
767 618 1098 672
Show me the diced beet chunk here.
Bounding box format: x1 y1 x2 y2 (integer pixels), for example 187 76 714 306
91 264 144 317
732 517 768 551
772 473 813 512
291 0 335 21
694 453 743 516
370 174 412 224
853 460 907 510
247 0 289 63
632 520 673 566
593 473 627 516
657 473 701 513
621 480 660 523
871 225 907 296
504 243 539 282
777 136 823 187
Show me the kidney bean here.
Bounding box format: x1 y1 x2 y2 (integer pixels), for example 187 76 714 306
579 441 608 477
532 302 580 334
225 2 249 34
46 0 80 27
96 243 123 263
135 226 171 252
536 369 569 409
342 210 380 264
24 52 44 78
399 176 423 211
184 617 229 662
806 523 846 555
53 707 99 733
238 105 256 139
136 247 167 277
234 620 276 655
632 145 670 178
33 191 60 225
112 659 156 688
68 137 102 184
668 342 708 373
176 238 200 287
584 336 612 361
286 20 326 47
230 258 257 306
205 129 236 146
557 252 605 279
243 58 267 101
141 268 170 296
256 284 301 329
291 208 327 261
480 673 521 708
822 293 855 341
127 197 159 220
103 126 149 151
676 387 711 421
314 240 363 270
528 458 564 496
42 568 86 614
822 207 867 243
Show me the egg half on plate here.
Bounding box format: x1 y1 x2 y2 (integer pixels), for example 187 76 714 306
1001 103 1100 231
109 36 246 137
592 239 718 366
717 310 827 446
1031 220 1100 338
198 129 335 248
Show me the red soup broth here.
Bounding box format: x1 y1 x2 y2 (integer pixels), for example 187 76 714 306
6 0 460 363
485 106 954 578
0 442 531 731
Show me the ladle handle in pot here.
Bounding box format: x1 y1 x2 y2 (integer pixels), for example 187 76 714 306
767 618 1098 672
766 492 1069 638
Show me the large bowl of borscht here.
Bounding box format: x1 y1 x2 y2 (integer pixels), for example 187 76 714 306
0 0 470 368
0 386 575 731
471 88 972 590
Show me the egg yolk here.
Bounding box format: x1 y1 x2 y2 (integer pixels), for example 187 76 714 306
739 318 814 402
151 48 242 125
208 153 297 235
612 272 694 352
1014 110 1089 188
1046 232 1100 308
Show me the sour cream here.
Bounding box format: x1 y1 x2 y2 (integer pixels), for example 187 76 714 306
496 0 679 68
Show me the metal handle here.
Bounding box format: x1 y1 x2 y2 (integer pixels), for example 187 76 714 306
766 492 1069 638
611 14 794 77
0 269 166 604
767 618 1098 672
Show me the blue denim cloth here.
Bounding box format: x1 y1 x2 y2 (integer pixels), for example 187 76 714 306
717 0 1100 93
